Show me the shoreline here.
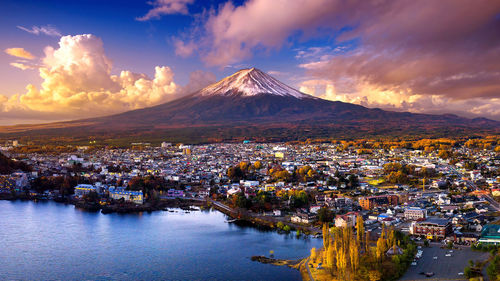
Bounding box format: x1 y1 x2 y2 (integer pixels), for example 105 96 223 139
0 195 320 236
0 194 208 214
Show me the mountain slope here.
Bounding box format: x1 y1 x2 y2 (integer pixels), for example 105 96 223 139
1 68 499 142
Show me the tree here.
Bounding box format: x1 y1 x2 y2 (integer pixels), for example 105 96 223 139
348 174 359 188
310 247 318 263
368 270 382 281
322 224 330 250
83 191 98 203
376 236 387 262
349 237 359 273
438 150 452 159
486 255 499 280
318 208 334 223
235 193 251 208
326 242 335 269
336 243 348 278
356 215 364 244
424 239 430 247
464 266 472 279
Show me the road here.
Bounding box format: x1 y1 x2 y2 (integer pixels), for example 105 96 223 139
208 199 321 234
208 198 235 213
482 194 500 212
305 257 315 281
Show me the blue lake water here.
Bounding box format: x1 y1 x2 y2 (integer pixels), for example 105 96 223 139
0 200 321 280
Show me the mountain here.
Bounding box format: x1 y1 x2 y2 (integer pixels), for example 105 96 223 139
1 68 499 143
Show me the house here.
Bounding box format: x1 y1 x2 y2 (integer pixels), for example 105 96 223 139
310 205 322 213
335 215 355 228
74 184 98 197
386 245 403 256
167 189 184 198
478 224 500 245
359 195 398 210
411 218 452 240
109 187 143 204
291 212 317 224
334 212 359 228
404 207 427 220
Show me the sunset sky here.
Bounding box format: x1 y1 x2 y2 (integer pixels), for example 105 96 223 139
1 0 500 125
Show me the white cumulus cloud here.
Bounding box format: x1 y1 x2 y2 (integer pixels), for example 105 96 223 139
0 34 215 124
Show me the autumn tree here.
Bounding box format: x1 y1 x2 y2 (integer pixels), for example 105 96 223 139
310 247 318 263
356 215 364 245
349 236 359 273
368 270 382 281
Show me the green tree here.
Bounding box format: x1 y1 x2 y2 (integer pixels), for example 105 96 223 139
318 208 334 223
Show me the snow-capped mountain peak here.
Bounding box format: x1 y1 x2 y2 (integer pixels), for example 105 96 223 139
198 68 310 99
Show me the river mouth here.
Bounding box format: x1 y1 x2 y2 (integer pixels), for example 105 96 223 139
0 200 322 281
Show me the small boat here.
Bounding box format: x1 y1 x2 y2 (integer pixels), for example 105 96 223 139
226 219 238 223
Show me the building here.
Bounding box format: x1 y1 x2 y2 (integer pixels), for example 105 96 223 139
359 195 399 210
335 213 356 228
478 224 500 245
411 218 452 240
109 187 143 204
291 212 317 224
74 184 98 197
404 207 427 220
167 189 184 198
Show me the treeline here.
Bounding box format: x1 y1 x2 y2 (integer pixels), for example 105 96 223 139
0 152 31 174
383 162 436 185
288 136 500 153
311 219 416 280
31 175 86 196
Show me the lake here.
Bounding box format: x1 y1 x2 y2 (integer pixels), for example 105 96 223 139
0 200 321 280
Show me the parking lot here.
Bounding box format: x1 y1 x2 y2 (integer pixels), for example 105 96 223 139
400 245 490 280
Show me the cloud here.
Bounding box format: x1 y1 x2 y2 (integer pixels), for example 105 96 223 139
297 0 500 103
299 79 500 121
137 0 194 21
0 34 215 123
5 47 35 59
174 38 197 57
17 25 61 37
175 0 500 119
9 62 37 70
196 0 337 66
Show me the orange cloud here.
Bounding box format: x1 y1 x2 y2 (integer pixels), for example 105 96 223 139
0 34 215 124
5 48 35 59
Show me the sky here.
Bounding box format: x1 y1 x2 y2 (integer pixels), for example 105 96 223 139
1 0 500 125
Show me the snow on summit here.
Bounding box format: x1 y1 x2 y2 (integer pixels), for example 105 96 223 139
198 68 310 98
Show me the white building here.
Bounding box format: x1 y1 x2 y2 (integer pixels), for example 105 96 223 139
109 187 143 204
404 207 427 220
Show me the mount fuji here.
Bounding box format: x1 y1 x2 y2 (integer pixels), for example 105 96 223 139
1 68 499 142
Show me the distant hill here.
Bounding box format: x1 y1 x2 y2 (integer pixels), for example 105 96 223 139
0 68 499 143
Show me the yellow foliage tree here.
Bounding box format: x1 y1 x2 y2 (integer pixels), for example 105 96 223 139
356 215 364 245
310 247 317 263
326 241 335 270
336 244 348 278
349 236 359 273
376 236 387 261
368 270 382 281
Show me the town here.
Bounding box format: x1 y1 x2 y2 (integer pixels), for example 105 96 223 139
1 137 499 280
